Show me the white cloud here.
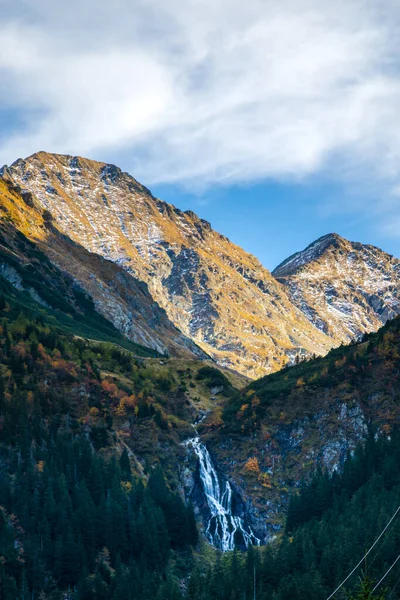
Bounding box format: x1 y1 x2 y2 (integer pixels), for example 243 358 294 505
1 0 400 225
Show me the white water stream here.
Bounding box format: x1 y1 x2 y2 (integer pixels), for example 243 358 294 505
186 436 260 551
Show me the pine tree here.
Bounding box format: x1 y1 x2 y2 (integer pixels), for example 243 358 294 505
349 576 386 600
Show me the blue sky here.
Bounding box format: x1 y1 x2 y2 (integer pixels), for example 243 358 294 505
1 0 400 271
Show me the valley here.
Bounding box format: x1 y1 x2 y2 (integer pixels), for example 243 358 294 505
1 153 400 598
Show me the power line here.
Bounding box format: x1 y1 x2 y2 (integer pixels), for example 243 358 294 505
348 508 400 598
372 554 400 594
347 511 400 599
367 519 398 573
326 504 400 600
387 572 400 599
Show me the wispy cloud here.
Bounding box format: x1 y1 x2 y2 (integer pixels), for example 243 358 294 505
1 0 400 225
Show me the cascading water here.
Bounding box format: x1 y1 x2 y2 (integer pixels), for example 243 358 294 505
186 436 260 551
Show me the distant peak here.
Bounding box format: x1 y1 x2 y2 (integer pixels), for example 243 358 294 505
317 232 344 243
273 233 348 278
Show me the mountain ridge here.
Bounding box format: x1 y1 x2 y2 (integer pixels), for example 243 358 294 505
4 150 400 378
2 154 400 599
1 151 334 378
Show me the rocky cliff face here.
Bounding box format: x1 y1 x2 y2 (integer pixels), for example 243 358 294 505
1 152 333 378
273 233 400 343
0 177 203 358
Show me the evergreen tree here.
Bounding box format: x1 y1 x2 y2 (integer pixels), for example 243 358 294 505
349 576 386 600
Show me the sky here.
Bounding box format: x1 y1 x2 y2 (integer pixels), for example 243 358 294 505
1 0 400 270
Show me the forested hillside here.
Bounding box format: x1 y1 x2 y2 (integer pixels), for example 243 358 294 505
0 287 202 599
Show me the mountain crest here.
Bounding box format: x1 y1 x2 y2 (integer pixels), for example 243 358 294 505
275 232 400 341
3 150 400 376
273 233 345 278
0 151 334 378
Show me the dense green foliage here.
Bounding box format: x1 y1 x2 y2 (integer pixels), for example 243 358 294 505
0 437 197 599
0 295 197 599
196 366 233 392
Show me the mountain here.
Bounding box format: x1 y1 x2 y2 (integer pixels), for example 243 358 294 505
273 233 400 343
0 152 333 378
0 176 205 359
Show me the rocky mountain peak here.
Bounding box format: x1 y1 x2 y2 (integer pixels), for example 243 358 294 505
0 176 207 359
273 232 346 278
3 151 154 198
4 150 400 377
274 233 400 342
1 151 335 378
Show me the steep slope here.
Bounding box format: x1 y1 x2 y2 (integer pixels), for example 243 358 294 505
0 177 205 358
273 233 400 343
1 152 332 378
204 314 400 538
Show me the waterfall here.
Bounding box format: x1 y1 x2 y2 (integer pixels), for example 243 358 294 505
187 436 260 552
